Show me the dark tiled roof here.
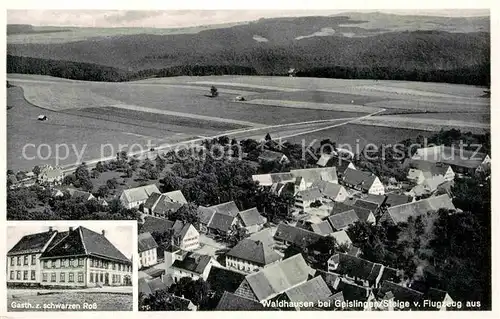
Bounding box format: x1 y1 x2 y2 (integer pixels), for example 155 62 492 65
238 208 266 227
216 292 268 311
331 202 372 223
315 270 340 290
227 239 282 266
290 167 338 185
139 216 175 234
377 281 424 307
172 253 212 274
311 221 334 236
331 253 383 283
138 232 158 253
45 231 69 252
380 266 401 283
8 230 56 256
296 188 323 202
327 210 359 230
337 280 372 304
41 227 131 264
274 223 323 248
312 181 345 199
197 206 216 225
342 168 377 191
353 199 379 211
359 194 387 205
385 193 413 207
206 266 246 294
425 288 449 303
143 192 162 210
208 212 236 233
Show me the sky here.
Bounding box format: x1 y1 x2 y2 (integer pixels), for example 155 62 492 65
7 9 490 28
6 222 135 259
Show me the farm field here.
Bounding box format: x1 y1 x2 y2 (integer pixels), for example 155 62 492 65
7 292 133 311
287 124 433 150
7 74 490 171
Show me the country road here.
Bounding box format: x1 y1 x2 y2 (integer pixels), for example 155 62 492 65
61 108 385 173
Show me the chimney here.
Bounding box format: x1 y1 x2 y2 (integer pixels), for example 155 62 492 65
69 227 74 232
49 226 53 232
102 230 106 236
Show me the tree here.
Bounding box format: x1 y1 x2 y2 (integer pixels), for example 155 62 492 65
117 150 128 161
226 224 248 247
155 155 167 172
125 168 134 178
168 277 210 306
210 85 218 97
169 203 200 226
142 158 154 171
106 178 119 189
96 185 109 198
95 161 105 172
32 165 42 177
91 170 100 179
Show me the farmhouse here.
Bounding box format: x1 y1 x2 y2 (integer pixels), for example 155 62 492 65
342 168 385 195
206 266 246 296
252 172 295 187
165 249 219 283
38 226 132 287
274 276 334 310
37 165 64 185
327 210 359 231
290 167 338 190
408 175 448 198
327 253 385 288
379 194 456 225
236 208 267 234
337 280 376 310
138 232 159 269
234 254 314 302
329 230 353 247
258 150 289 164
331 202 376 224
316 154 356 175
68 189 95 201
216 291 268 311
139 216 200 251
294 188 324 212
312 180 349 202
376 281 424 310
407 160 455 184
411 145 490 175
143 190 187 217
384 193 414 208
225 238 282 274
120 184 161 209
310 220 335 236
274 223 322 249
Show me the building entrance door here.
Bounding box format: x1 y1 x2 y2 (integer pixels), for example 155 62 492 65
105 273 109 285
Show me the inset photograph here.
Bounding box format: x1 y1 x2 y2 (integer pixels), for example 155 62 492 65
6 221 135 312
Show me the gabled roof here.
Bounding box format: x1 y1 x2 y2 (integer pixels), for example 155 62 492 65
327 210 359 230
258 150 287 162
317 155 354 173
290 167 338 185
311 180 346 200
342 168 378 191
274 223 323 248
209 201 240 217
330 230 352 246
410 160 451 176
208 212 236 233
121 184 160 204
315 270 341 290
331 202 372 223
296 188 323 202
8 230 57 256
385 193 413 207
206 266 246 294
380 266 401 283
425 288 451 303
347 246 361 257
139 216 175 234
248 228 276 248
244 254 313 301
68 189 94 200
163 190 187 204
143 192 162 210
385 194 456 224
227 239 282 266
252 173 295 186
197 206 216 225
138 232 158 253
283 276 333 305
41 227 131 264
423 175 447 192
171 253 212 274
359 194 387 206
377 281 424 306
238 208 266 227
337 280 372 303
353 199 379 211
412 145 488 169
311 221 334 236
329 253 383 283
216 292 267 311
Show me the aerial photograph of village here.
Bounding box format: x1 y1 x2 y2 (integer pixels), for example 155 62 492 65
6 8 491 311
